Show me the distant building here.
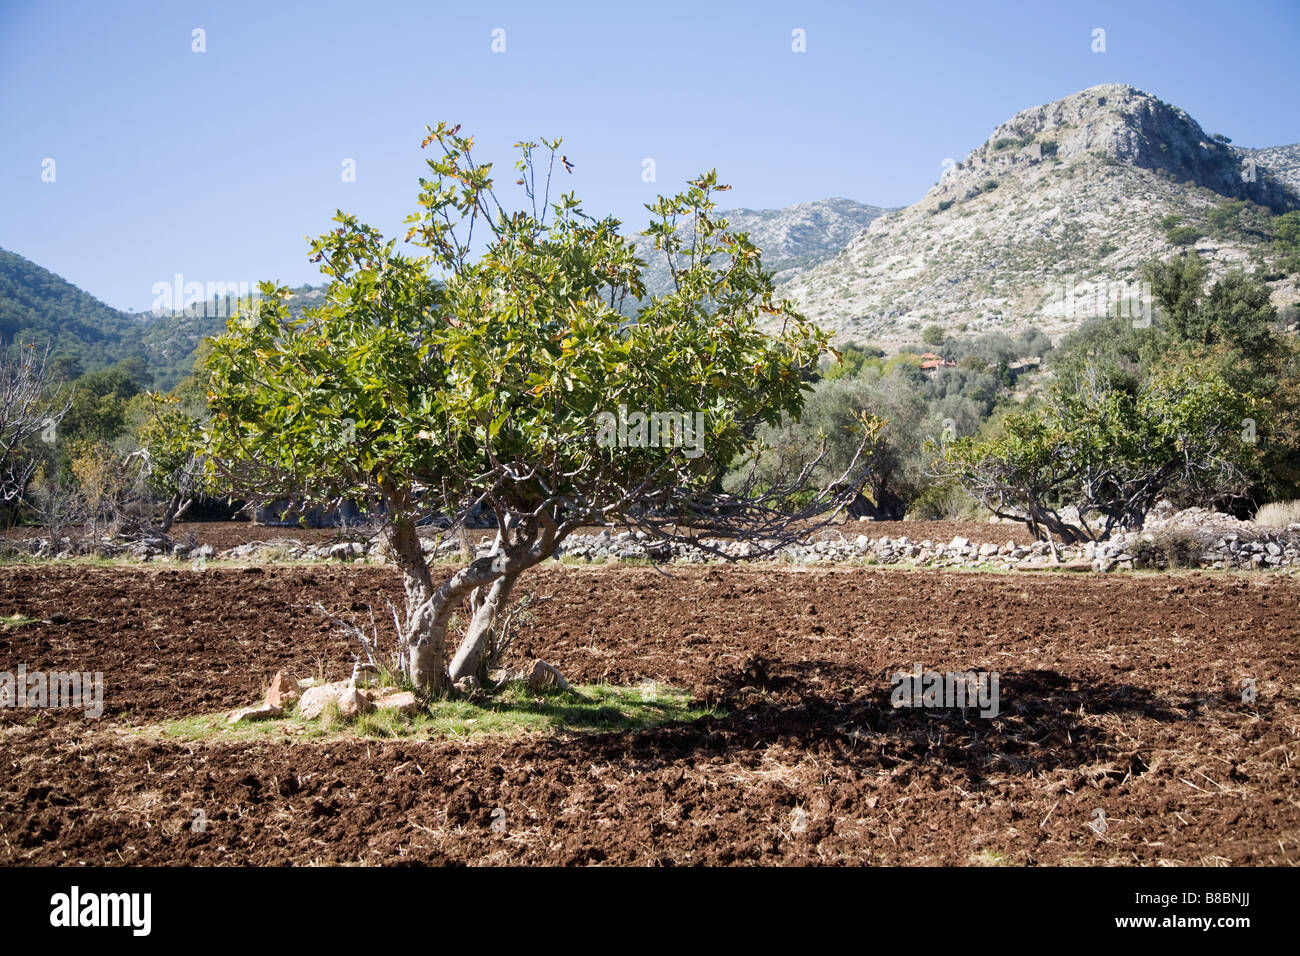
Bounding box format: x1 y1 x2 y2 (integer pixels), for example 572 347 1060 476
919 352 957 373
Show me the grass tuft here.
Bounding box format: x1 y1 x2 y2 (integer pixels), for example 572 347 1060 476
145 681 717 743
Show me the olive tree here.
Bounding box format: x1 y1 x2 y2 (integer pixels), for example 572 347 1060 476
204 125 867 695
937 361 1263 547
138 395 208 533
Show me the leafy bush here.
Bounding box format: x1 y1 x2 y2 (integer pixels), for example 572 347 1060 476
992 134 1035 151
938 362 1264 543
1166 225 1203 247
1208 200 1248 238
905 481 981 520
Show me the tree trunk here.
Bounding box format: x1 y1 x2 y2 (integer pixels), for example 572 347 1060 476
159 493 193 535
446 518 561 685
387 518 448 696
386 516 515 697
448 570 517 684
404 597 445 694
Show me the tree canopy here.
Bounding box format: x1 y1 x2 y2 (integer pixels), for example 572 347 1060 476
203 126 860 694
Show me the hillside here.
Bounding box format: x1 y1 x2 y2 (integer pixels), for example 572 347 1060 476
0 248 149 373
782 84 1300 346
1241 142 1300 193
632 198 889 297
0 249 326 391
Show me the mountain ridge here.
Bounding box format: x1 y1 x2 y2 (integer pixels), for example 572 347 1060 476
782 83 1300 345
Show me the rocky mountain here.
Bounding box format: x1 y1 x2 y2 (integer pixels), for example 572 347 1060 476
632 198 889 298
1240 143 1300 194
782 84 1300 346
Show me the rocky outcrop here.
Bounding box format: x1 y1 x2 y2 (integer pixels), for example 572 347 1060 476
782 84 1300 345
631 198 889 299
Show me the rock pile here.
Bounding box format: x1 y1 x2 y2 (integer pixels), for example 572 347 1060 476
226 669 421 725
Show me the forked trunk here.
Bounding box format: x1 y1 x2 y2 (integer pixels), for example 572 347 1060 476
159 493 192 535
448 570 518 684
387 517 450 696
386 516 517 696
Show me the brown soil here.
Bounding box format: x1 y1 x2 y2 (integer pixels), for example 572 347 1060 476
0 562 1296 866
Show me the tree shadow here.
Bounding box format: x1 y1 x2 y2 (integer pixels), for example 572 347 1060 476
524 655 1264 788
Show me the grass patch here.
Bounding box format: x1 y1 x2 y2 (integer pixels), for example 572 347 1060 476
970 847 1015 866
146 681 718 744
0 613 41 627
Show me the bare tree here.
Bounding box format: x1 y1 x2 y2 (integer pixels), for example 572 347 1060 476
0 343 69 510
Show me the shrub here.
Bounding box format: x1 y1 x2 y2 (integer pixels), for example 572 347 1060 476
905 481 980 520
1254 499 1300 527
1166 225 1203 247
1144 529 1206 569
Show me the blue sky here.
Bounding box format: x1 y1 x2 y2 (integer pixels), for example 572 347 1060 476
2 0 1297 313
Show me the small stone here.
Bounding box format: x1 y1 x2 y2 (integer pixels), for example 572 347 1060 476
527 659 571 693
374 691 420 716
228 702 281 724
265 670 300 708
298 680 350 720
335 687 374 719
351 661 380 687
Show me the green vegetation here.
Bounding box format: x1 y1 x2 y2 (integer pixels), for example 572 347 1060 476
152 682 715 742
937 254 1300 540
938 361 1262 543
202 125 841 695
992 134 1035 151
1272 210 1300 275
742 327 1051 519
